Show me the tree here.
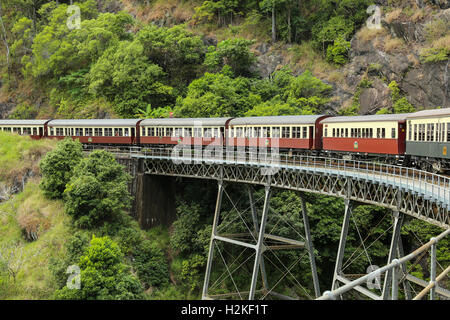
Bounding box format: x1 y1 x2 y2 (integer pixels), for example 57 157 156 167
204 38 256 77
54 236 144 300
63 150 131 228
39 137 83 199
88 40 174 117
259 0 286 42
174 71 259 118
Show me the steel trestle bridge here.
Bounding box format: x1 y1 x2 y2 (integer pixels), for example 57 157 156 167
87 145 450 300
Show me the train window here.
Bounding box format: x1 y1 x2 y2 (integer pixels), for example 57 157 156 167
391 128 396 139
22 128 30 135
75 128 83 136
369 128 373 138
193 128 202 138
302 127 307 139
271 127 280 138
282 127 290 138
104 128 112 136
148 127 155 136
32 128 37 135
203 128 211 138
447 123 450 142
292 127 301 139
114 128 122 137
381 128 385 138
242 127 249 138
93 128 100 136
85 128 93 136
260 127 267 138
156 127 164 137
165 127 172 137
253 127 259 138
332 128 336 137
235 127 242 138
345 128 348 138
214 128 220 138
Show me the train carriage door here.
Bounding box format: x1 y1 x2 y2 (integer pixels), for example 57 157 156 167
39 127 44 137
309 126 314 149
398 122 406 154
131 127 136 144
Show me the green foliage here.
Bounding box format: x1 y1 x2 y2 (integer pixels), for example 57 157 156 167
63 150 131 229
312 16 354 51
54 235 144 300
132 240 170 289
8 102 38 119
174 72 258 117
170 203 203 255
88 40 173 118
204 38 256 77
388 81 416 114
180 254 206 294
39 138 83 200
326 38 351 65
420 47 449 63
49 231 90 288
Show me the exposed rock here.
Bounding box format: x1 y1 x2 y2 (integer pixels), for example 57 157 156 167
402 61 450 108
0 99 15 119
255 48 286 78
360 78 392 114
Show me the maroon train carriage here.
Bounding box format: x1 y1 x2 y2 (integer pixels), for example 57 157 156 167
227 115 330 152
320 114 411 163
139 117 232 147
0 119 50 139
47 119 142 145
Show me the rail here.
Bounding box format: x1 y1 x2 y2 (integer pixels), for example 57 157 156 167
316 228 450 300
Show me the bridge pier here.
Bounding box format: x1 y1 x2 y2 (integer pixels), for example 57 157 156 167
134 173 177 229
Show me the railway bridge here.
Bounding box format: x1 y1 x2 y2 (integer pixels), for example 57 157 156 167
87 145 450 300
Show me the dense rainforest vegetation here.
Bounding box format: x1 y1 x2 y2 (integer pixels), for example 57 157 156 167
0 0 449 299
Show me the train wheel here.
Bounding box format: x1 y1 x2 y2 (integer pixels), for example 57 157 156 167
431 161 442 174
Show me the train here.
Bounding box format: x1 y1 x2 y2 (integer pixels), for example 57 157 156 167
0 107 449 173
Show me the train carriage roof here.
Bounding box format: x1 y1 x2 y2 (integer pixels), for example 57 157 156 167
320 114 411 123
140 118 231 127
406 108 450 119
48 119 141 127
0 119 50 125
229 115 327 126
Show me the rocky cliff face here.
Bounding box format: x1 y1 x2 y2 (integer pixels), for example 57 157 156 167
254 6 449 114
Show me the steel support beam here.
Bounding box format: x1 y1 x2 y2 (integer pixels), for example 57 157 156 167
332 199 356 297
299 193 321 298
248 186 269 292
249 185 271 300
382 211 404 299
202 180 224 300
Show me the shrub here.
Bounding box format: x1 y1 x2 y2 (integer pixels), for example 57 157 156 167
326 38 351 65
54 235 144 300
132 240 169 289
39 138 83 200
63 150 131 228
